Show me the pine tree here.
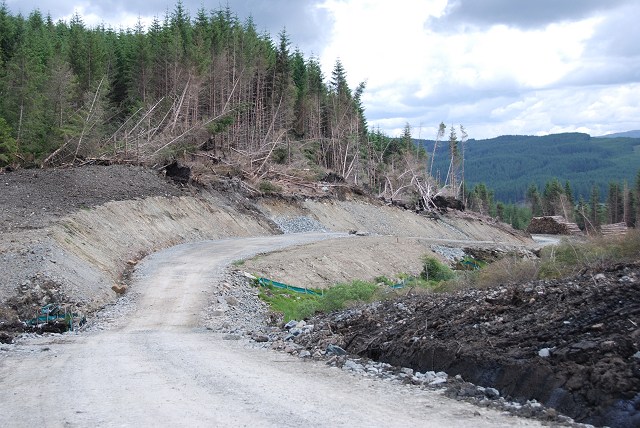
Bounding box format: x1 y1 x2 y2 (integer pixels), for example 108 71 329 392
0 117 17 166
623 181 632 227
636 170 640 228
447 125 460 197
468 183 493 215
589 185 601 233
542 178 564 216
526 184 543 216
575 197 588 230
564 181 574 206
607 181 623 224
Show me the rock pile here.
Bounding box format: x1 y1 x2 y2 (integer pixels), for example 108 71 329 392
272 216 328 234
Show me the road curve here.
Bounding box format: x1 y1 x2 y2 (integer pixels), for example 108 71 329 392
0 233 542 427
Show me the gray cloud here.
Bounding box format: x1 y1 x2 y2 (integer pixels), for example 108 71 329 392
583 2 640 57
431 0 632 30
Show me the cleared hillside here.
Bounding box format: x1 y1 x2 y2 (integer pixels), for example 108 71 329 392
0 164 531 337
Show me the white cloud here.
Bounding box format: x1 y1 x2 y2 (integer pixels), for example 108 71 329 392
318 0 639 139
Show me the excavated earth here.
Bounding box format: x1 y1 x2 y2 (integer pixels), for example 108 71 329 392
289 264 640 427
0 164 638 427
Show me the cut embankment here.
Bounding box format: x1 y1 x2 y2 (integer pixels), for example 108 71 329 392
1 190 534 342
0 193 277 338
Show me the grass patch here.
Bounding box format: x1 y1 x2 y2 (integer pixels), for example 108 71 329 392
257 280 386 321
258 180 282 194
258 258 459 320
231 259 245 266
538 230 640 278
445 230 640 289
258 286 319 321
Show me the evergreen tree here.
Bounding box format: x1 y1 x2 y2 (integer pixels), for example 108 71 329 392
564 180 574 206
447 125 461 197
330 59 349 98
401 123 412 149
496 201 505 221
526 184 543 216
636 170 640 228
542 178 564 216
468 183 494 215
0 3 378 182
290 48 307 138
575 196 588 230
589 185 601 232
607 181 623 224
629 189 637 228
0 116 17 165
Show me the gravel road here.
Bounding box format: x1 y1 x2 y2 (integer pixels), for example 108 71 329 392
0 233 541 427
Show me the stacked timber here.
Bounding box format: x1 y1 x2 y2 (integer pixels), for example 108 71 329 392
600 222 629 236
527 216 582 235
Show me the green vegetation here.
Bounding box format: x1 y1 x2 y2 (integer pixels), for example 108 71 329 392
451 230 640 289
257 256 459 320
258 230 640 320
0 117 17 166
420 256 455 282
258 180 282 194
257 280 382 321
450 256 540 290
538 230 640 278
466 173 639 231
419 133 640 202
0 3 435 205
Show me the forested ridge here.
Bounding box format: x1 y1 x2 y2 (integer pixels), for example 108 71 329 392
419 132 640 202
1 2 638 230
0 2 364 164
0 1 437 205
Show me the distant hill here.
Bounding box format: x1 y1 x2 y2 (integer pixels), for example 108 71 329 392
418 132 640 202
598 130 640 138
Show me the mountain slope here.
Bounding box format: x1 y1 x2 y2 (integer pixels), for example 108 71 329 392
599 130 640 138
419 132 640 201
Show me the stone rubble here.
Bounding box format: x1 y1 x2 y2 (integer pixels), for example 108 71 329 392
197 268 588 427
272 216 327 234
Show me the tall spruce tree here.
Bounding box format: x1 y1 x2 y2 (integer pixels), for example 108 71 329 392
526 184 543 216
590 185 601 232
607 181 623 224
636 170 640 228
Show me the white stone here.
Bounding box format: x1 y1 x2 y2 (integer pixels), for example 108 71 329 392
538 348 551 358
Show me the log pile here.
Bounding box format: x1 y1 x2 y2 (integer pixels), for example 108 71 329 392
600 222 629 236
526 216 582 235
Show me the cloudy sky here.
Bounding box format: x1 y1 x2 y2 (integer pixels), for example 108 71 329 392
5 0 640 139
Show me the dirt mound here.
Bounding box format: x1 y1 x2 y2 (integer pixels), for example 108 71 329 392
293 264 640 427
0 165 184 232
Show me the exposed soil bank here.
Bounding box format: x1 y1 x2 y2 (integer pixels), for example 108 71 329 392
1 165 638 426
1 165 530 342
293 264 640 427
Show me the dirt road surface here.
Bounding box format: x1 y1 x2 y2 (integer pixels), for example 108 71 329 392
0 233 542 427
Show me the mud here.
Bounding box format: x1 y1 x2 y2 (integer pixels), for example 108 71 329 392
294 264 640 427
